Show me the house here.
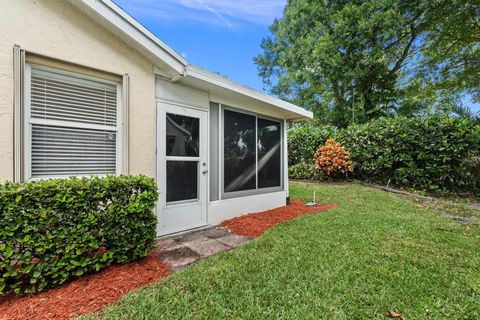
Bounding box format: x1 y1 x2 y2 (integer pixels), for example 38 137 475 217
0 0 313 236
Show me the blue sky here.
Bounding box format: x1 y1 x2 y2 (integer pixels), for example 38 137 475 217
113 0 285 93
114 0 478 113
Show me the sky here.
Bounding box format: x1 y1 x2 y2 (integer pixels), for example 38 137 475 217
113 0 479 113
113 0 285 93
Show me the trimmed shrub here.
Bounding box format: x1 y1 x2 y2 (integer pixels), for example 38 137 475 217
288 125 337 165
289 115 480 193
315 139 353 177
0 175 158 296
288 163 326 180
338 116 480 192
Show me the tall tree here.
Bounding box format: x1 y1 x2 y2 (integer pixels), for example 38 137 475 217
255 0 478 127
421 0 480 103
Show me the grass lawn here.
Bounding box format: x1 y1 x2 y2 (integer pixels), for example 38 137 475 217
85 182 480 319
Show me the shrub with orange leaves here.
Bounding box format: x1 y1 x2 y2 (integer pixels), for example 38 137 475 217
315 139 353 176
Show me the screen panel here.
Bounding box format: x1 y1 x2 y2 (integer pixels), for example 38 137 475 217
257 118 281 188
166 161 198 202
223 109 256 192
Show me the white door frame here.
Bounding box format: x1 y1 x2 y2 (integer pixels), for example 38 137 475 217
156 101 208 236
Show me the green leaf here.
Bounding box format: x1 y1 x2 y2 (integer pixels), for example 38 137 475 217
5 247 14 259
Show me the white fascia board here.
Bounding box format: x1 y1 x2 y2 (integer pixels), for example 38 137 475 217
78 0 187 74
185 65 313 120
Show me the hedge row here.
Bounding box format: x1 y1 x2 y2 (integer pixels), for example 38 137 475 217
0 175 158 296
288 115 480 193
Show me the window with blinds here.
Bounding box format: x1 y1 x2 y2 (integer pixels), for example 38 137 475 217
28 67 119 179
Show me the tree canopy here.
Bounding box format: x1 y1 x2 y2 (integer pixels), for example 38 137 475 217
255 0 479 127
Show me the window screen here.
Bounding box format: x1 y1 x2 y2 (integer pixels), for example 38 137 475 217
258 118 281 188
223 108 282 195
29 67 118 178
223 109 256 192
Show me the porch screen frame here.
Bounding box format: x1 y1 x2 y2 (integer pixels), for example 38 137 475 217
220 104 284 200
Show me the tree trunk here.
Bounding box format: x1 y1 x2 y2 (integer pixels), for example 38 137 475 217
475 156 480 188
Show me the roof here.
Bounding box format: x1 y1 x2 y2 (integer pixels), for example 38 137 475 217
70 0 313 120
183 66 313 120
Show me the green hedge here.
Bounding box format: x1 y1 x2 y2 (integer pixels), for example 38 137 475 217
288 125 337 166
288 115 480 193
0 175 158 296
288 163 326 181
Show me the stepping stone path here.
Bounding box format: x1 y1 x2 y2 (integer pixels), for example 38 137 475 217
153 227 249 272
439 212 480 223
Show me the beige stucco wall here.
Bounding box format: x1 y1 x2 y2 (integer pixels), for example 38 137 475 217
0 0 158 181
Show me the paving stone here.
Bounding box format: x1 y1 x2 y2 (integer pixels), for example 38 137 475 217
216 234 249 247
155 238 184 253
181 235 211 247
440 212 480 223
155 226 249 272
158 246 200 269
184 238 230 257
200 227 232 239
173 230 210 243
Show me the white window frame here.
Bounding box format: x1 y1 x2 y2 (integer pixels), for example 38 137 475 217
23 64 123 180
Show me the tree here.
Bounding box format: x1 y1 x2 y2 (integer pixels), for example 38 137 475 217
420 0 480 103
255 0 479 127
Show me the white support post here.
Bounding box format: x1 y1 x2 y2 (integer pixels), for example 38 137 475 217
284 119 289 200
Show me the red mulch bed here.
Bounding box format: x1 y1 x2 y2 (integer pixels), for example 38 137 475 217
0 253 170 320
0 201 336 319
221 200 338 238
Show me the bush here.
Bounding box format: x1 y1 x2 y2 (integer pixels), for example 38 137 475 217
0 175 158 296
315 139 353 177
339 116 480 192
288 125 337 165
288 163 326 180
289 115 480 193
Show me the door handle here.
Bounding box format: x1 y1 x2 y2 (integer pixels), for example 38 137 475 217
202 170 208 174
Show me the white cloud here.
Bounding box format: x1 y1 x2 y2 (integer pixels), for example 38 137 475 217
114 0 286 28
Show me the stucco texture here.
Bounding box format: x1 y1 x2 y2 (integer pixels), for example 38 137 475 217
0 0 157 181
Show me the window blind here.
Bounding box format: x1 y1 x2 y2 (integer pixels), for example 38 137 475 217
29 68 118 178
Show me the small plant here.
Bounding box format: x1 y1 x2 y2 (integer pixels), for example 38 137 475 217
315 139 353 177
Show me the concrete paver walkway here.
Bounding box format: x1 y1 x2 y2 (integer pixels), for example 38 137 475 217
154 227 249 272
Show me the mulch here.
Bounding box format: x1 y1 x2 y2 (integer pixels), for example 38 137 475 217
0 200 337 320
221 200 338 238
0 253 170 320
